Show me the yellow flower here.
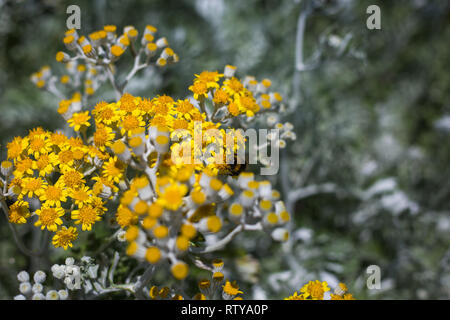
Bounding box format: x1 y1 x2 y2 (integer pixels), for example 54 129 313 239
111 45 125 57
102 156 125 184
49 132 68 146
68 111 91 131
39 183 67 206
189 80 209 100
222 280 243 296
284 291 305 300
116 205 138 228
213 88 229 105
236 94 259 117
91 196 108 215
194 71 223 89
120 114 145 135
27 135 52 158
176 99 195 115
34 205 65 231
171 262 189 280
71 205 101 231
7 136 28 161
56 148 75 170
118 93 139 113
223 77 244 97
32 153 57 176
21 177 46 198
158 182 188 211
52 226 78 250
61 169 85 189
93 124 115 150
8 200 30 224
14 158 34 178
92 102 120 125
300 280 330 300
70 185 93 207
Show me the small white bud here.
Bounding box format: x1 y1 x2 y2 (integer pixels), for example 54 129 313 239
19 282 32 295
271 227 290 242
31 293 45 300
33 270 46 284
14 294 26 300
65 257 75 266
58 289 69 300
52 265 65 280
32 283 43 294
46 290 60 300
117 230 127 242
17 271 30 283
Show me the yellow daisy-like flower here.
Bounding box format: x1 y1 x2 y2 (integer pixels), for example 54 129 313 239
56 148 76 170
34 205 65 231
91 196 107 215
8 200 30 224
300 280 330 300
27 135 52 158
7 136 28 161
20 177 46 198
52 226 78 250
213 88 229 105
70 185 93 207
102 156 125 184
158 182 188 211
48 132 68 147
39 183 67 206
92 102 120 125
194 71 223 89
223 280 243 296
14 158 34 178
236 94 260 117
120 113 146 135
176 99 195 115
68 111 91 131
71 205 102 231
61 169 85 189
116 205 138 228
284 291 305 300
188 80 209 100
93 124 115 150
32 153 58 176
330 293 355 300
223 77 244 97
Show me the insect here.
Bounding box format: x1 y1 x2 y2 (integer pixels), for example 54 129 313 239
218 153 248 176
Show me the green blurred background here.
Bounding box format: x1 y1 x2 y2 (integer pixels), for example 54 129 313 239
1 0 450 299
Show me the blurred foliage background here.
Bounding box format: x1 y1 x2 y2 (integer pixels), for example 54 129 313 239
1 0 450 299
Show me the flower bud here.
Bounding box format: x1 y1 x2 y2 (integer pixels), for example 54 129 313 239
17 271 29 283
19 282 32 295
33 270 46 284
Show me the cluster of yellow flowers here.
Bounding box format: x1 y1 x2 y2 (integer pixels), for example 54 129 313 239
285 281 355 300
104 86 290 280
30 24 178 103
189 67 283 120
3 68 291 283
0 23 300 298
1 128 115 249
